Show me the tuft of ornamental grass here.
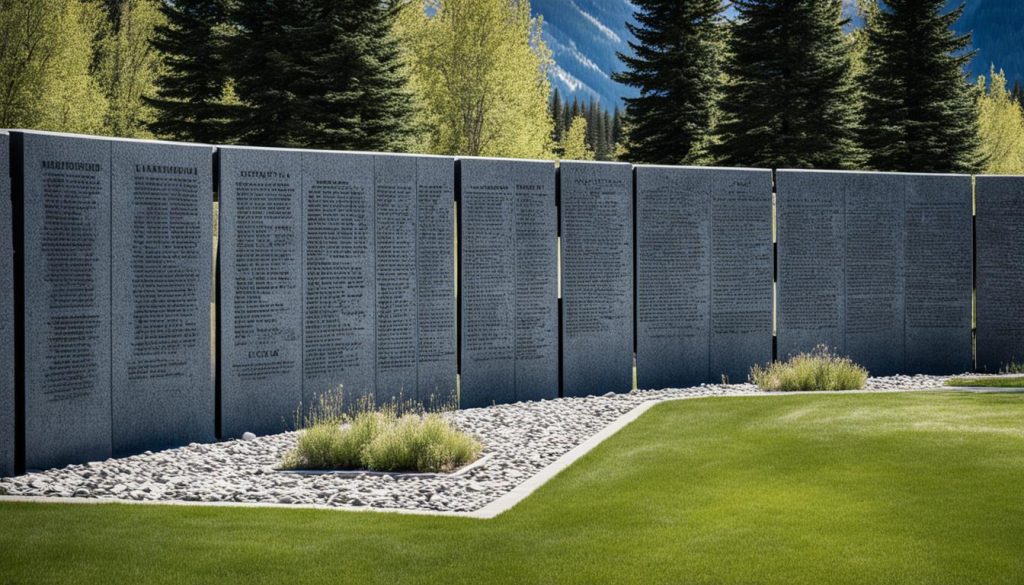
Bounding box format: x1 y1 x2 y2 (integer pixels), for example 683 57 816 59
750 345 868 392
281 409 481 473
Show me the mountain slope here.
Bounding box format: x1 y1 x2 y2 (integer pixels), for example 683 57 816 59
534 0 1024 108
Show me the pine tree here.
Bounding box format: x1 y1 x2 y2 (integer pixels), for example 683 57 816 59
614 0 725 164
231 0 413 151
594 109 608 160
147 0 237 143
611 107 623 149
859 0 981 173
1010 80 1024 109
551 87 564 144
714 0 862 169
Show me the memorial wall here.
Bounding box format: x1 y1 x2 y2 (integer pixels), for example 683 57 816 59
459 158 557 408
560 161 634 397
975 176 1024 372
636 166 772 389
219 149 455 437
777 170 972 375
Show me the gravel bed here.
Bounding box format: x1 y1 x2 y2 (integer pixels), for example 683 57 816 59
0 375 950 512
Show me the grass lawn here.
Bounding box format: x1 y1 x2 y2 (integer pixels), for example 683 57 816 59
2 392 1023 585
946 376 1024 388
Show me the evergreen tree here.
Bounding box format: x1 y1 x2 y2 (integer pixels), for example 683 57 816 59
231 0 413 151
550 87 564 144
614 0 725 164
147 0 237 143
1010 79 1024 108
859 0 981 173
714 0 862 169
611 107 623 149
594 108 608 160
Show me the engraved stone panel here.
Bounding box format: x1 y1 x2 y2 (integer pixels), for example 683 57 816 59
302 151 375 412
374 155 417 403
414 156 457 406
0 132 12 476
708 169 773 383
778 170 971 376
904 174 972 374
560 161 633 397
976 176 1024 372
460 158 557 407
636 166 771 389
218 147 303 437
111 140 214 456
776 171 846 361
19 131 112 469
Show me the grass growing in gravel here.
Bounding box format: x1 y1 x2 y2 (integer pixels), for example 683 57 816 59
750 345 868 391
3 392 1023 585
281 411 482 473
946 376 1024 389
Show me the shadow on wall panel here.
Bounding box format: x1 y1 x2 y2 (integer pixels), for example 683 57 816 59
559 160 634 397
1 132 12 476
776 170 972 375
975 176 1024 373
218 148 456 437
635 166 772 389
458 158 558 408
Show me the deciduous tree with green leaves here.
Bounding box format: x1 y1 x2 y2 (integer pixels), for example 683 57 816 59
614 0 725 165
560 115 593 161
977 67 1024 174
396 0 553 158
714 0 862 169
859 0 981 173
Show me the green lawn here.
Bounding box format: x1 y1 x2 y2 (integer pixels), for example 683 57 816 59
946 376 1024 388
2 392 1023 585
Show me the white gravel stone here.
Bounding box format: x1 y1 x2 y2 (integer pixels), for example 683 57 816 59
0 376 952 513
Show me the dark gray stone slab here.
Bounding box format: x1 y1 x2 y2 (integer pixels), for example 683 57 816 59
459 158 557 407
111 140 214 456
636 166 772 389
560 161 633 397
778 170 971 376
302 151 376 413
218 147 303 437
0 132 12 476
903 174 972 375
374 154 418 405
976 176 1024 372
708 169 773 383
413 156 457 407
19 131 112 469
776 170 846 361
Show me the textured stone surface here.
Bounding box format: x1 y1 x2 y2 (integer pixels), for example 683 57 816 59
111 140 214 456
412 155 457 407
778 170 972 375
459 158 557 407
218 147 304 438
903 174 972 374
635 165 771 389
19 131 112 470
560 161 633 397
302 151 375 411
976 176 1024 372
0 132 12 476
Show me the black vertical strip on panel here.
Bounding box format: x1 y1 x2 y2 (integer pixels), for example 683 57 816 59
771 168 778 363
631 166 638 386
213 148 222 439
555 165 563 398
454 160 462 383
11 132 25 474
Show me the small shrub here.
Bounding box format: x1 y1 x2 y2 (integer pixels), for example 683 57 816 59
1000 359 1024 374
281 410 482 473
750 345 868 392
